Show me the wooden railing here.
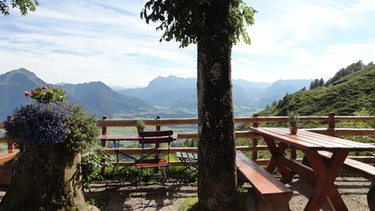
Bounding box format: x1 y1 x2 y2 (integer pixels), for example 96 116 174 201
0 116 17 164
1 113 374 167
98 113 375 167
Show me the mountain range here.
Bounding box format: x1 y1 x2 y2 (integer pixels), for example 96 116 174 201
0 68 312 120
117 75 311 116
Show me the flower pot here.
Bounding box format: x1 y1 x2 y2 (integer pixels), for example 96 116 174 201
137 127 144 135
289 125 298 135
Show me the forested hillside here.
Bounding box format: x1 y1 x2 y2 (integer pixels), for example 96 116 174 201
260 61 375 116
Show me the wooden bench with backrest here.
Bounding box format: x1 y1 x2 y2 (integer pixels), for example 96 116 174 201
319 151 375 210
236 151 293 211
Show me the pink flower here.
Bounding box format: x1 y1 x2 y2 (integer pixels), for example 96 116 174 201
24 91 30 98
41 86 47 90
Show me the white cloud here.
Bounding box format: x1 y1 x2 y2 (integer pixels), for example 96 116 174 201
1 0 375 87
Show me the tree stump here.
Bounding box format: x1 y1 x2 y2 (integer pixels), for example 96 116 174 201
0 155 18 186
368 181 375 211
0 144 98 211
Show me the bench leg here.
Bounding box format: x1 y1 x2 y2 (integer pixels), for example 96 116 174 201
368 181 375 211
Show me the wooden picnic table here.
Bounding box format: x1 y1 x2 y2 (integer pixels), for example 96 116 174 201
251 127 375 211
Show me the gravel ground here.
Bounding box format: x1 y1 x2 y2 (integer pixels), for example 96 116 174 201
0 176 371 210
82 176 371 211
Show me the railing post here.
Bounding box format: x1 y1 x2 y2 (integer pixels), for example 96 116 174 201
154 116 161 152
101 115 108 176
328 112 336 136
101 115 108 136
6 116 15 153
154 116 162 172
155 115 161 131
252 113 259 161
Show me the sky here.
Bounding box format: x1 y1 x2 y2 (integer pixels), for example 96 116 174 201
1 0 375 88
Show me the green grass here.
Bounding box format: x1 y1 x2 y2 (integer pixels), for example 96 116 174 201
0 143 7 151
179 197 199 211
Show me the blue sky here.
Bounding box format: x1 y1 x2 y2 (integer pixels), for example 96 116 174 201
1 0 374 88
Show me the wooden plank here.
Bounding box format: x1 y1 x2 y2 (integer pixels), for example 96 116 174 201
274 153 317 183
252 127 322 150
176 151 198 160
0 152 17 165
319 151 375 181
300 130 373 149
252 127 375 151
0 137 9 143
236 152 293 205
135 158 169 168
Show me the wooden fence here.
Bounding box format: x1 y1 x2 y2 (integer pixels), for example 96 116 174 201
1 113 375 167
0 116 17 164
98 113 375 167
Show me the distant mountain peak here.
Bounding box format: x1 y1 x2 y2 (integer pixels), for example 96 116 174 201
5 68 35 76
147 75 196 90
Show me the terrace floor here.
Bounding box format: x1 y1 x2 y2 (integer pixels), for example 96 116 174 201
82 175 371 211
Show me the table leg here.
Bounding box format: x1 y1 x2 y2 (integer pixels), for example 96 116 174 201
264 137 293 182
303 150 348 211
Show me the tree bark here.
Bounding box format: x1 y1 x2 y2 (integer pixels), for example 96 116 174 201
0 144 98 211
197 0 238 210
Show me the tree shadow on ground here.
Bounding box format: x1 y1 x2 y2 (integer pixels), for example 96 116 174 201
84 180 198 211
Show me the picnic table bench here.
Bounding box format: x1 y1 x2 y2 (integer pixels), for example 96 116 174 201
236 151 293 210
319 151 375 210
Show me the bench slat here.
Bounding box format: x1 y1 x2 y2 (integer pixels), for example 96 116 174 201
236 152 293 205
176 151 198 160
0 152 17 165
319 151 375 181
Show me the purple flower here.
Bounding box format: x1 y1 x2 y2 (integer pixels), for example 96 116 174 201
5 87 99 152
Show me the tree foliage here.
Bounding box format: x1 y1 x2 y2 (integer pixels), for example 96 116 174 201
140 0 256 48
1 0 38 16
325 60 365 86
309 78 324 90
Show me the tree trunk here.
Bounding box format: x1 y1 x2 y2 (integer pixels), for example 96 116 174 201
0 144 98 211
197 0 238 210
